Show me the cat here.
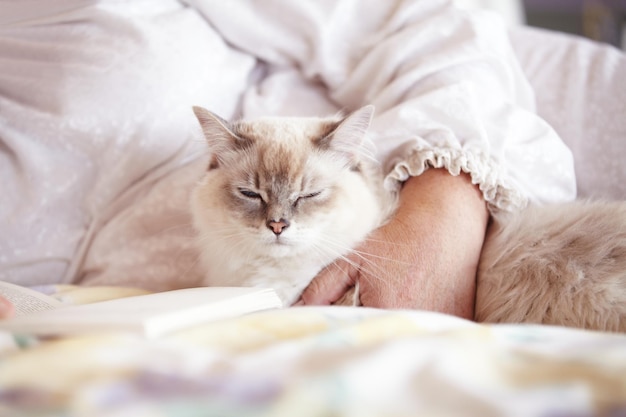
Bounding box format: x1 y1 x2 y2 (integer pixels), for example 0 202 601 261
190 105 397 305
191 105 626 333
475 200 626 332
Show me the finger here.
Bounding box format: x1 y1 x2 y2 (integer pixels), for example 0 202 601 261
300 258 358 305
333 285 360 306
0 296 14 319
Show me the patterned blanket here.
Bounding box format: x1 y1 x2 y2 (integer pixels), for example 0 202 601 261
1 286 625 416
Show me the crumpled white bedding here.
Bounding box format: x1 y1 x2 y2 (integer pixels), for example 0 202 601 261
0 0 596 290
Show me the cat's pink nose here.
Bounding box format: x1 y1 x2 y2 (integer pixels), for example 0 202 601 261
267 218 290 235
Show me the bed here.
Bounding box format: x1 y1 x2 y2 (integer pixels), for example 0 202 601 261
1 1 626 416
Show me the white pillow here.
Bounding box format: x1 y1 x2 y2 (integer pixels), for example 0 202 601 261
511 26 626 200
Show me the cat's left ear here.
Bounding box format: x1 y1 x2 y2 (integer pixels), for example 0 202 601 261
193 106 253 169
321 105 374 164
192 106 237 142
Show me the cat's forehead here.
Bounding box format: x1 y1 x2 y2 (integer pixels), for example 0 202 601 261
230 117 342 188
233 116 339 145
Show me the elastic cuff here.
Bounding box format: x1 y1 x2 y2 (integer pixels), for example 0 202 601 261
384 146 527 213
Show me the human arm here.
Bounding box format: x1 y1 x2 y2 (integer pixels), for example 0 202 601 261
299 169 488 319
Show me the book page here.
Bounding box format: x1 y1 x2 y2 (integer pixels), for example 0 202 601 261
0 281 64 317
0 286 282 338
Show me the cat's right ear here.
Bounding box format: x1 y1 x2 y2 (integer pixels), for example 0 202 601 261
192 106 251 168
317 105 374 167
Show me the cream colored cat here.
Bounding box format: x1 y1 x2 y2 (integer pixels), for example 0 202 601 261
190 105 397 305
475 200 626 332
191 105 626 333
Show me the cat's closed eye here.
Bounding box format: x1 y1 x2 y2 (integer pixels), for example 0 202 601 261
300 191 322 200
239 188 262 200
293 191 322 207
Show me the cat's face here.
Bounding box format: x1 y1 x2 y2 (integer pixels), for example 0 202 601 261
191 106 384 262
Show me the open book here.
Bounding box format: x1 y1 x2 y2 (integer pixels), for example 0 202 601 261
0 281 282 338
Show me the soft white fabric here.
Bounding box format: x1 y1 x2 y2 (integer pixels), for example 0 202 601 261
510 27 626 200
454 0 525 26
0 0 254 287
3 0 620 290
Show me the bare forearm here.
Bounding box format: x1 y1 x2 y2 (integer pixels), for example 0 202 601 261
392 169 489 318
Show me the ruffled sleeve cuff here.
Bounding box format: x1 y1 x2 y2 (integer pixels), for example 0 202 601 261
384 145 527 214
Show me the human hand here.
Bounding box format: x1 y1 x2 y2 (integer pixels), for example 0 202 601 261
0 296 14 319
297 169 489 320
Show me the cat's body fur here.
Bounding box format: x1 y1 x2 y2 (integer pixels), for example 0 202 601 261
475 200 626 332
191 105 626 332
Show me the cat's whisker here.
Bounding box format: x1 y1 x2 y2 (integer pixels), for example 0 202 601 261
194 223 248 239
306 246 364 286
318 239 403 285
307 236 353 261
350 248 413 266
176 251 205 285
203 232 252 248
315 233 410 267
322 250 389 289
309 238 392 286
298 238 363 278
359 236 415 248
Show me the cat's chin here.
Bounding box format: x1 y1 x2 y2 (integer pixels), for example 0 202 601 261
264 240 300 258
252 234 316 259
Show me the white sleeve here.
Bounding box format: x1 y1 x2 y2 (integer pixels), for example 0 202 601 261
186 0 577 212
